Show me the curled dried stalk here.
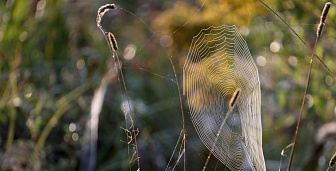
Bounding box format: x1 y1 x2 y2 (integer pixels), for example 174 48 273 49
278 143 293 171
96 4 141 170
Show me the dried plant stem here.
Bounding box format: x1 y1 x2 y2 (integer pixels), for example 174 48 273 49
279 143 293 171
287 39 318 171
169 55 187 170
202 88 241 171
257 1 332 170
258 0 336 81
165 130 183 171
202 104 234 171
115 51 141 169
96 5 141 170
287 2 331 170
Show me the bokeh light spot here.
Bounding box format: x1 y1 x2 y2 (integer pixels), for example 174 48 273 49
123 44 137 60
305 94 314 108
325 76 333 86
160 35 173 47
72 133 79 141
69 123 76 132
240 26 249 36
270 40 281 53
288 56 297 67
256 56 267 66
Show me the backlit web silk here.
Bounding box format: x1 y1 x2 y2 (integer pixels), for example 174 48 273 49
183 25 266 171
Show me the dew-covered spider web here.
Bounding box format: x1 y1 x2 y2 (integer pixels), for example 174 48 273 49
183 25 265 170
89 0 336 170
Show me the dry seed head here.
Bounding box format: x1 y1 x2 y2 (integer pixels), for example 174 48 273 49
321 2 332 23
317 2 331 37
108 32 118 51
97 4 116 28
316 23 324 37
229 88 241 108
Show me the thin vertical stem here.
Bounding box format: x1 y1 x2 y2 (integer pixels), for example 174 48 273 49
115 52 141 170
287 39 318 171
97 5 141 169
203 88 241 171
257 1 331 170
287 2 331 169
169 54 187 171
202 105 234 171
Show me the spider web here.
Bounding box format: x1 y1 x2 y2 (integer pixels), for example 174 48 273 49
183 25 265 170
91 0 336 170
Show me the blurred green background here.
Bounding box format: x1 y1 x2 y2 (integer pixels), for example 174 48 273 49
1 0 336 170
